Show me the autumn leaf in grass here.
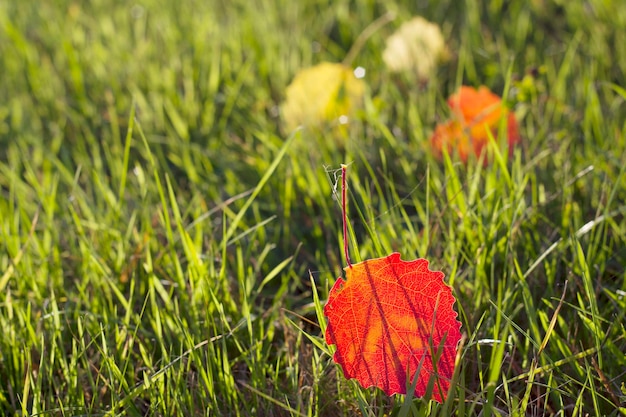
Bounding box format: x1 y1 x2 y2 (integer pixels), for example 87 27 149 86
281 62 365 131
430 86 521 163
382 16 449 81
324 165 461 402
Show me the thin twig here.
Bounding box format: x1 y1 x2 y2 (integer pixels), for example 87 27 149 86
341 164 352 268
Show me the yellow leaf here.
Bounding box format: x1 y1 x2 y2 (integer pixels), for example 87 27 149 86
281 62 365 131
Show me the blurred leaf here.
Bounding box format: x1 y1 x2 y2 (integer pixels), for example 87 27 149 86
281 62 365 131
430 86 521 163
382 16 449 81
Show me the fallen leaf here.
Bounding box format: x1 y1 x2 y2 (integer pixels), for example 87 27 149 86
382 16 449 80
281 62 365 131
324 252 461 402
430 85 520 163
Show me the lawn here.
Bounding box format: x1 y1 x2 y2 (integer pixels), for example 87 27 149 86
1 0 625 415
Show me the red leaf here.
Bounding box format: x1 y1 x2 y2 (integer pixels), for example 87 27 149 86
324 253 461 402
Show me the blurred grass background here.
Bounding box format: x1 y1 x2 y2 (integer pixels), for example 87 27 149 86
1 0 625 415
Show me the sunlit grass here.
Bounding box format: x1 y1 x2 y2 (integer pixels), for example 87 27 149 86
1 0 625 415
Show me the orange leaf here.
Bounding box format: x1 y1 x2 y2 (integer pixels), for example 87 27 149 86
429 120 472 162
324 253 461 402
430 85 520 163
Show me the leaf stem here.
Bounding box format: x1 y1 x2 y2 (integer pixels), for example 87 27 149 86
341 164 352 269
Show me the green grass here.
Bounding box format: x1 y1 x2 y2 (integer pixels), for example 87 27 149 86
1 0 625 415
